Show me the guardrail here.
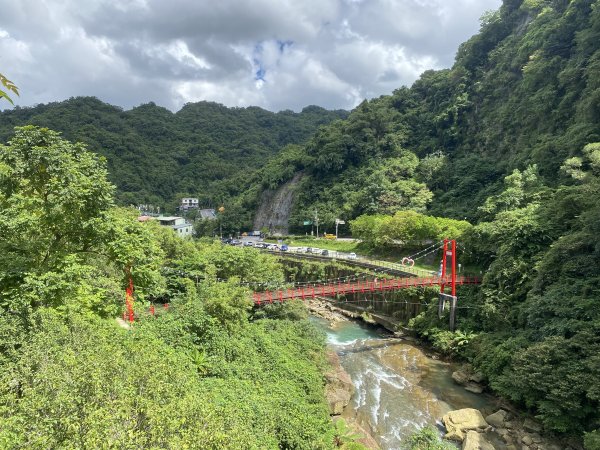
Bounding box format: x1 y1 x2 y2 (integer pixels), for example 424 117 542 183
263 249 438 277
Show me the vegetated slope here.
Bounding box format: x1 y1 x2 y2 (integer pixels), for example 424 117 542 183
0 97 347 208
0 127 336 448
248 0 600 442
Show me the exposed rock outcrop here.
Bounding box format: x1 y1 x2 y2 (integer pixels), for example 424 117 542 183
253 172 303 235
462 430 496 450
443 408 489 441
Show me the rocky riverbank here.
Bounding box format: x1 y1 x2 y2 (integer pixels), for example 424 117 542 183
324 350 380 449
444 364 581 450
441 407 571 450
310 300 578 450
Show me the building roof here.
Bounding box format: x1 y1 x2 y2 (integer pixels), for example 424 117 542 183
158 216 182 221
199 209 217 219
137 215 154 222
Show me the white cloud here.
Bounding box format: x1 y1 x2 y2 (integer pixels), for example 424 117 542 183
0 0 502 112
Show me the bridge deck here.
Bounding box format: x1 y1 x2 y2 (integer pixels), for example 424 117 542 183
252 276 480 304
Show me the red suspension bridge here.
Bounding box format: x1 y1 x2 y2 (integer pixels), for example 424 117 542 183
124 239 479 330
251 274 480 305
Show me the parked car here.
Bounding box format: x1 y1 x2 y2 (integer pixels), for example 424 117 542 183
295 247 307 253
321 249 329 256
281 244 289 251
348 252 357 260
306 247 313 253
243 241 254 247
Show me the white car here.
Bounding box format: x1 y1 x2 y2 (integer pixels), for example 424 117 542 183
348 252 357 260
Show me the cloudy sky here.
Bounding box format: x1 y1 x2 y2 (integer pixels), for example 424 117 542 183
0 0 501 112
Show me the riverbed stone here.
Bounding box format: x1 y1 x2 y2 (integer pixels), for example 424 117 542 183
462 431 495 450
523 418 543 433
464 382 484 394
537 443 562 450
486 410 508 428
443 408 489 441
452 369 470 385
522 435 534 446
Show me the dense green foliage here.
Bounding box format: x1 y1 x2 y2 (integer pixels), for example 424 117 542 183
411 152 600 438
350 211 471 249
406 426 455 450
0 127 337 448
0 98 347 209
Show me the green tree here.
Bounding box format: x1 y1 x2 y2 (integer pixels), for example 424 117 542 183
0 126 115 312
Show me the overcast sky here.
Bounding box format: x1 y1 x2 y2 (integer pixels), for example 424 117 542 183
0 0 501 112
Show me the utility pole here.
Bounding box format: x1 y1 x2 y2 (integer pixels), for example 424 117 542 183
314 209 319 238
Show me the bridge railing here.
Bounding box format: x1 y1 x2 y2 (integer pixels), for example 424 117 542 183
252 275 481 305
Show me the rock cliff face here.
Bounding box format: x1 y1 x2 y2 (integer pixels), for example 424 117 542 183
253 173 303 235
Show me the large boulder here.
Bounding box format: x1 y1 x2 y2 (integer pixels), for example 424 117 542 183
452 366 484 393
464 382 484 394
452 369 470 385
485 410 508 428
462 431 496 450
443 408 489 441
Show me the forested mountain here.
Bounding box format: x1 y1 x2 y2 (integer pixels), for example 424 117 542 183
0 97 347 208
255 0 599 229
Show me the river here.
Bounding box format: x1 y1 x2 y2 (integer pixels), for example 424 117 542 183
312 317 499 449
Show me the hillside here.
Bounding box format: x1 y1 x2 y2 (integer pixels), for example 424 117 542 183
256 0 599 229
0 97 347 208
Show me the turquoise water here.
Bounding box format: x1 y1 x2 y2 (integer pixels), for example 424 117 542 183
313 317 497 450
311 316 381 345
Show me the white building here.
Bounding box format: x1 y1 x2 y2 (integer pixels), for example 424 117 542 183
180 198 199 211
158 216 193 237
